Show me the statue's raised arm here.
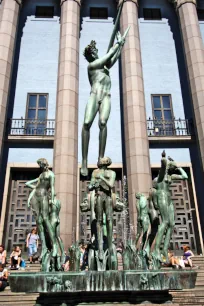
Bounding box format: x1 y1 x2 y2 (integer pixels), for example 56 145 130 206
81 2 130 177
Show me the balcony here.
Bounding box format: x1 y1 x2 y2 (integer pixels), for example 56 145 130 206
147 118 194 143
6 118 194 144
7 119 55 143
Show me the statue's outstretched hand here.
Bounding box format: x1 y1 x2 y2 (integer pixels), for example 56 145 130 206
116 31 125 46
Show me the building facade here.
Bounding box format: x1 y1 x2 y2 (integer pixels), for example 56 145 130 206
0 0 204 254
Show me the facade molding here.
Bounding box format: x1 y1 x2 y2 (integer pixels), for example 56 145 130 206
117 0 138 7
169 0 197 9
61 0 81 6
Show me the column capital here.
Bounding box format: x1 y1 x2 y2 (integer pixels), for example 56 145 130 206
61 0 81 6
117 0 138 8
169 0 196 9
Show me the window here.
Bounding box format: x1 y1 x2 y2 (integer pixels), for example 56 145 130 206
152 95 174 135
143 8 161 20
35 6 54 18
197 9 204 20
90 7 108 19
25 94 48 135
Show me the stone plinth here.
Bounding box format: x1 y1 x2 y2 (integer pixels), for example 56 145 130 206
9 270 197 293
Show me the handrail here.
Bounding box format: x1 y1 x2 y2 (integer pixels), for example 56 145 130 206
7 118 55 136
147 118 194 137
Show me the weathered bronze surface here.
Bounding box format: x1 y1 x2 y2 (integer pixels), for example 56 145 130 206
80 2 130 176
80 157 125 271
25 158 64 272
150 151 188 269
9 270 197 293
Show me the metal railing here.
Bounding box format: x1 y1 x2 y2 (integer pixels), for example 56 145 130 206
7 119 55 136
147 118 194 137
7 118 194 138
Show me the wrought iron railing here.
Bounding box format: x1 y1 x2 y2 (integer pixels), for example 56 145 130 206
147 118 194 137
7 119 55 136
7 118 194 138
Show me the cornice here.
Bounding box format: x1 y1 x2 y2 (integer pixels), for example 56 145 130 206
61 0 81 6
117 0 138 7
169 0 196 9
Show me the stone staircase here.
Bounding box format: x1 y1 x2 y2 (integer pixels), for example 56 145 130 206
0 257 204 306
171 256 204 305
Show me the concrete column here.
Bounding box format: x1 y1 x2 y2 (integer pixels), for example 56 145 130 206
53 0 80 249
172 0 204 172
119 0 151 227
0 0 21 163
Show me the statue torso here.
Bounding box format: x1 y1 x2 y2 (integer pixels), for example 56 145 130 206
88 67 111 101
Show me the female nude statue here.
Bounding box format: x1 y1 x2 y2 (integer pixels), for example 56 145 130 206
25 158 59 270
151 151 188 265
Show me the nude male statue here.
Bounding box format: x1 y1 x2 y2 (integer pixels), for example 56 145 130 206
88 157 116 269
81 29 129 176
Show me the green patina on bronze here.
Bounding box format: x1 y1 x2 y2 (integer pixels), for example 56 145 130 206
80 157 125 271
81 2 130 176
150 151 188 269
25 158 64 272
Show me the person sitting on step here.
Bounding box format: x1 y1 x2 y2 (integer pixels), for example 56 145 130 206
10 246 21 269
0 263 8 291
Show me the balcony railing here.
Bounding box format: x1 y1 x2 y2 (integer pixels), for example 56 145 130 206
7 118 194 138
147 118 194 137
7 119 55 136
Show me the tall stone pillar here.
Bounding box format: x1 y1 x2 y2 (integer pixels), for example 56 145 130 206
119 0 151 226
0 0 21 163
53 0 80 249
172 0 204 171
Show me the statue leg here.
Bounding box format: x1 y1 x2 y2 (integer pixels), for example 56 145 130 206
105 196 117 270
42 197 58 257
56 224 65 265
30 197 47 260
37 216 48 260
98 95 111 159
96 195 104 260
163 202 175 258
81 94 98 176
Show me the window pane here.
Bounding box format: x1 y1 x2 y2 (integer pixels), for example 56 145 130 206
162 96 171 108
144 9 152 19
154 110 162 119
164 110 172 120
90 7 108 19
152 9 161 20
39 95 47 108
29 95 37 108
38 109 46 120
28 109 36 119
35 6 54 18
153 96 161 108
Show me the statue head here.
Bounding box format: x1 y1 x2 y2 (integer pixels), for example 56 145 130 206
83 40 98 62
135 192 143 199
80 194 89 212
97 157 112 168
115 193 125 212
37 158 49 170
167 157 177 174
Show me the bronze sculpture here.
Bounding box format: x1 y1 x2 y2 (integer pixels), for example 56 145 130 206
81 3 130 176
88 157 116 270
150 151 188 268
25 158 64 271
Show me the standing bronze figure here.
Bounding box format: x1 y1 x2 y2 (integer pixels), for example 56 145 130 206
81 1 130 176
151 151 188 266
88 157 116 270
25 158 64 271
